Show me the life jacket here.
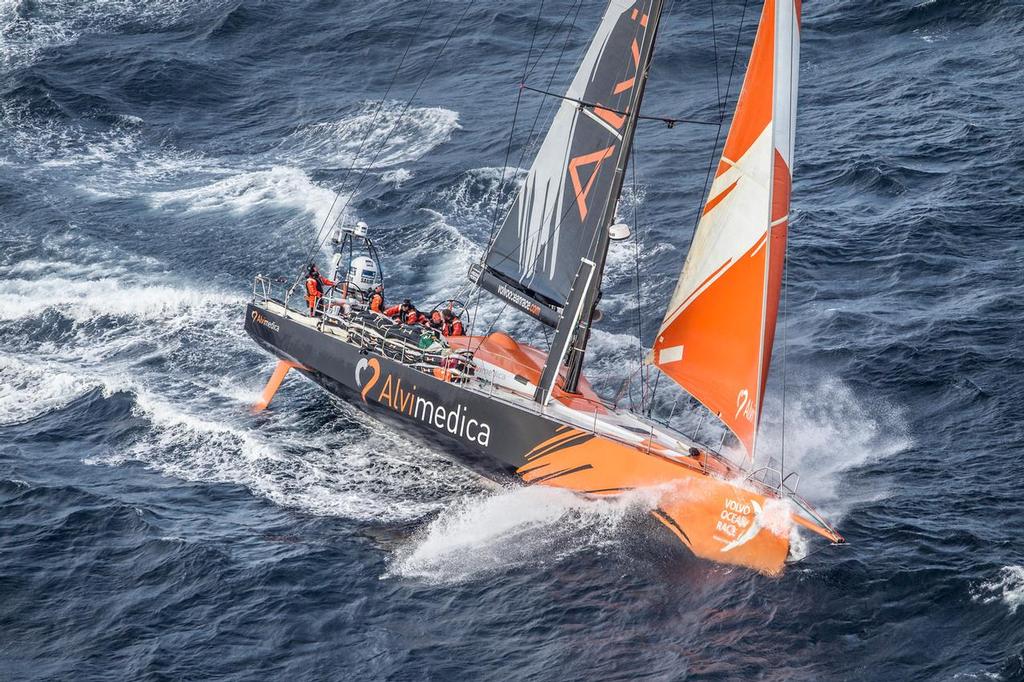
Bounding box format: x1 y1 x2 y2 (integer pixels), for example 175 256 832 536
404 309 421 326
369 293 384 313
305 277 322 306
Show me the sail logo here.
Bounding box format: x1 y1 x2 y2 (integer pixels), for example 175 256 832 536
565 4 648 221
497 282 542 317
251 310 280 333
354 357 491 447
568 147 616 221
716 498 764 553
735 388 756 422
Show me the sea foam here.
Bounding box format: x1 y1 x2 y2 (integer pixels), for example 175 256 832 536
280 101 461 169
972 565 1024 615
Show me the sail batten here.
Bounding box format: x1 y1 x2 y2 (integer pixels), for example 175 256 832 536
652 0 800 457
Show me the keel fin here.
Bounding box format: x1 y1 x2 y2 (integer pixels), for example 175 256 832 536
254 360 298 412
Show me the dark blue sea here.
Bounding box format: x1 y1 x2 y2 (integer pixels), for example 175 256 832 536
2 0 1022 679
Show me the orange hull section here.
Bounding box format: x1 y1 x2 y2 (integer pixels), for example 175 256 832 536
447 332 608 413
449 332 791 573
517 427 791 575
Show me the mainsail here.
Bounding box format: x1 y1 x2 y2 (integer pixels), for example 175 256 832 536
652 0 800 457
476 0 663 325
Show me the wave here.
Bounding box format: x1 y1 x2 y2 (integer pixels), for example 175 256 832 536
0 354 101 426
85 382 480 524
430 166 525 235
146 165 351 230
972 565 1024 616
0 246 246 415
380 168 414 188
0 0 233 71
0 274 233 323
0 104 357 237
279 101 461 169
0 0 77 71
0 100 219 194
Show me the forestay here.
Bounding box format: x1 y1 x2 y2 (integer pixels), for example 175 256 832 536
652 0 800 458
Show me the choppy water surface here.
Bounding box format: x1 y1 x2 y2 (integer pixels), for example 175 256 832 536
1 1 1022 679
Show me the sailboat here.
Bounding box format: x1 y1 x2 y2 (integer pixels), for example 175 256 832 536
245 0 844 574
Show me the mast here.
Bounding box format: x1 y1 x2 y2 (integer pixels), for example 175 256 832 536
650 0 801 458
559 0 666 394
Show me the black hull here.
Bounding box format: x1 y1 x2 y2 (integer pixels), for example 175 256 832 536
245 304 568 481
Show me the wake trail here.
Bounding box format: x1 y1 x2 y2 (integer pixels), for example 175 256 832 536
390 485 657 583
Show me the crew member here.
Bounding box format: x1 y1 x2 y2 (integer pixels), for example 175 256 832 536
688 446 707 472
429 309 445 331
384 299 413 320
368 284 385 313
304 264 335 316
442 309 464 337
404 305 428 326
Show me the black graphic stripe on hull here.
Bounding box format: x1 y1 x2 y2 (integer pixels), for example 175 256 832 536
517 461 551 476
529 463 594 485
526 430 584 460
652 508 691 547
527 433 595 461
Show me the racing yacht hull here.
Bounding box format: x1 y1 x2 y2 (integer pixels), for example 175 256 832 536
246 301 803 575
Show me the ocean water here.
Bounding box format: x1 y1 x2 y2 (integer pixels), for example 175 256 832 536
1 0 1022 679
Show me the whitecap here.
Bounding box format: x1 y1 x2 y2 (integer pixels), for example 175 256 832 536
145 165 351 230
87 382 477 524
0 275 236 322
972 565 1024 615
281 102 461 169
380 168 413 188
0 354 100 425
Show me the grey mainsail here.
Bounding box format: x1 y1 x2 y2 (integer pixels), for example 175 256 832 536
475 0 663 326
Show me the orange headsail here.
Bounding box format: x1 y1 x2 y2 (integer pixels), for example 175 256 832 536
651 0 800 458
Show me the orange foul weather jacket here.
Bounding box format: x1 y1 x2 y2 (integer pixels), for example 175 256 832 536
305 275 335 313
383 305 427 326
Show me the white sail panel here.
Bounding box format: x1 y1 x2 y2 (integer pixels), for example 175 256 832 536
652 0 801 457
